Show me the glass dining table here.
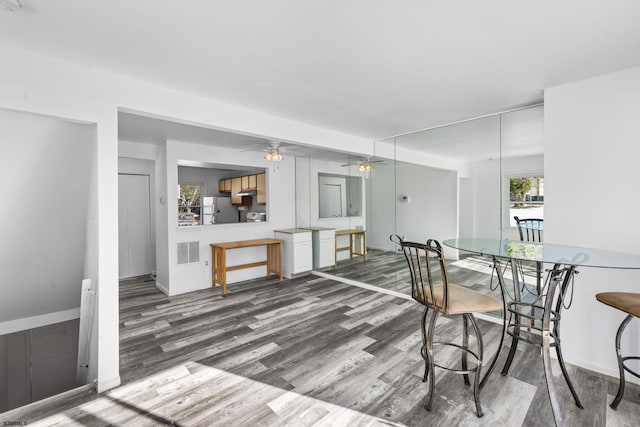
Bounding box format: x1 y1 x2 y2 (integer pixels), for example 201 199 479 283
443 238 640 427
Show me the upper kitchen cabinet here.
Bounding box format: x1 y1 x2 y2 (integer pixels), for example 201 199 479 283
241 174 258 190
257 173 266 205
231 177 243 205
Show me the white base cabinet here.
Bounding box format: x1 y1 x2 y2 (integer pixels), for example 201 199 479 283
274 229 313 279
310 228 336 269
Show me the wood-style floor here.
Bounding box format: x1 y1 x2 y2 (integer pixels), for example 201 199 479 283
2 272 639 426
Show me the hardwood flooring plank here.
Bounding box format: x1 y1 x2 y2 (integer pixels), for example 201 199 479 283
7 271 640 427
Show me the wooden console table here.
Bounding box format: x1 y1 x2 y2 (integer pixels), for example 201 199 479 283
334 229 366 267
210 238 283 294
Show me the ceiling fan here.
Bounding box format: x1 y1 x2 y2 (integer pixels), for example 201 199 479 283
341 156 386 171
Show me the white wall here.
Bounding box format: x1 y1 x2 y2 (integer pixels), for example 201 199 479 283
0 44 373 393
545 66 640 379
395 163 458 259
366 163 396 252
295 157 312 228
0 109 95 335
469 159 502 239
366 161 458 259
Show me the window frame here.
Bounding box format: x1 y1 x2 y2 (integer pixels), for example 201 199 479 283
504 172 544 228
177 180 205 226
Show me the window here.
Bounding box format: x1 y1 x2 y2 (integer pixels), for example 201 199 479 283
178 183 202 226
509 175 543 227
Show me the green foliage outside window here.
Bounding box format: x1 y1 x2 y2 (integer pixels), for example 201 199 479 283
510 177 542 206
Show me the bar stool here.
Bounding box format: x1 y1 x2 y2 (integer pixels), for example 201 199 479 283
393 236 506 417
595 292 640 409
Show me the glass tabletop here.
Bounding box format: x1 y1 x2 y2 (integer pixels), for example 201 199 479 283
443 238 640 269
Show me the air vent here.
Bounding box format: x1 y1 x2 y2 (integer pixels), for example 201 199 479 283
189 241 199 263
177 241 200 264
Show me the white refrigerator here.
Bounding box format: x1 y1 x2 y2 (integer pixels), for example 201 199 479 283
202 196 238 224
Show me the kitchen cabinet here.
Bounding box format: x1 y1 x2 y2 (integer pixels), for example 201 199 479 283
248 174 257 189
218 178 232 193
274 229 312 279
241 175 249 190
231 177 242 204
308 227 336 269
257 173 266 205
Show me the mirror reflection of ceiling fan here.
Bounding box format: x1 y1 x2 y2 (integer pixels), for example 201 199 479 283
341 157 386 172
244 140 310 161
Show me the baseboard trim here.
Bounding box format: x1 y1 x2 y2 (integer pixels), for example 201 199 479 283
0 307 81 335
155 280 169 295
97 375 121 393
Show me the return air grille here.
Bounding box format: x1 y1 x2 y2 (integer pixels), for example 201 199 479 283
177 241 200 264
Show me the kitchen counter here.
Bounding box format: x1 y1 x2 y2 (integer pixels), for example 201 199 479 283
273 228 312 234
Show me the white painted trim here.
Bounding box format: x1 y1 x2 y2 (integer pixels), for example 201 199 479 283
97 375 121 393
168 283 211 296
155 280 170 295
0 307 80 335
564 353 640 386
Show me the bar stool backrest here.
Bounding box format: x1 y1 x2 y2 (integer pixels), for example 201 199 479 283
514 216 543 242
394 236 450 313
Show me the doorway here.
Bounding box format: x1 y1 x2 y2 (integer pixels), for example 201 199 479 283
118 174 152 279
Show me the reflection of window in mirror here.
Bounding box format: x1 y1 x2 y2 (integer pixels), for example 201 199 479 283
318 173 362 218
178 182 203 226
177 163 267 226
508 174 544 227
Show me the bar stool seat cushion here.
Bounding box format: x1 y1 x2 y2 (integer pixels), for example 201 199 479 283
415 283 502 315
596 292 640 318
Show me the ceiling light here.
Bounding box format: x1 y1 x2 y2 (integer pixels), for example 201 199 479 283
264 149 282 162
358 163 372 172
0 0 24 12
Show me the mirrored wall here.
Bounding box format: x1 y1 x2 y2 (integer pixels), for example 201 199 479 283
294 104 544 304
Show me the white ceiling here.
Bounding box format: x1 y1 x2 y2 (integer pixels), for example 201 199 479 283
2 1 640 141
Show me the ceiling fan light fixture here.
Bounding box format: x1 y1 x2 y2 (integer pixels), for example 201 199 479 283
264 149 282 162
0 0 24 12
359 163 372 172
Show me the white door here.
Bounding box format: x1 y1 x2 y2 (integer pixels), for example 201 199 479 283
319 183 343 218
118 174 152 278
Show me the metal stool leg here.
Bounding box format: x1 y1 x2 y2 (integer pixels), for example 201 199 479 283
502 258 522 376
611 314 633 410
468 314 485 418
480 256 509 390
424 309 438 412
420 306 430 383
462 314 470 386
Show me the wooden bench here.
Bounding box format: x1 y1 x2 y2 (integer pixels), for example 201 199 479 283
334 229 366 267
210 238 283 294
